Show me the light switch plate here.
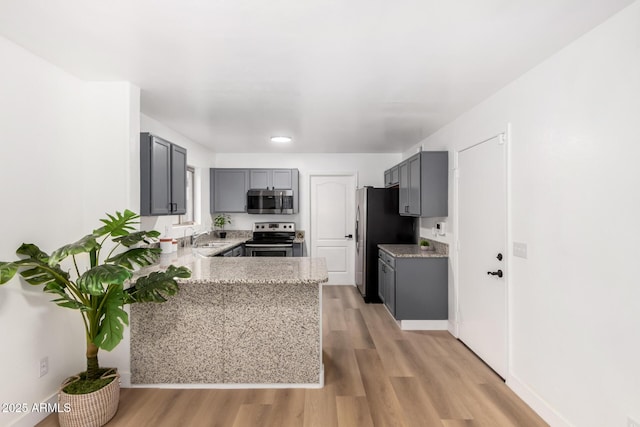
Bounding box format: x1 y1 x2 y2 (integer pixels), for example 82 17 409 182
513 242 527 259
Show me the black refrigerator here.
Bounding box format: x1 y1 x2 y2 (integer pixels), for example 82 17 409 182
355 187 416 302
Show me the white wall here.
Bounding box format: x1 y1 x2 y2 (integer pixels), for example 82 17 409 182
0 36 140 426
214 153 401 234
140 113 216 238
404 2 640 426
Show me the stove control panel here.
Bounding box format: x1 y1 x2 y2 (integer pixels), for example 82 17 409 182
253 222 296 232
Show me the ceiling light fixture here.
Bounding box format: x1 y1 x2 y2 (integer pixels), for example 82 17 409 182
270 136 292 143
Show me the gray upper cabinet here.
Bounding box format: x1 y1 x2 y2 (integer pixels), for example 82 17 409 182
210 169 249 213
249 170 270 189
212 168 299 214
140 133 187 216
398 161 409 213
384 165 399 188
171 145 187 214
397 151 448 217
272 169 293 189
249 169 294 189
408 154 421 216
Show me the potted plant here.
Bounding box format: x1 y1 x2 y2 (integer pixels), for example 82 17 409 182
213 213 231 238
419 239 434 251
0 210 190 427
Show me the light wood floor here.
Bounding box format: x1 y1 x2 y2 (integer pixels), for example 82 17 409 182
38 285 547 427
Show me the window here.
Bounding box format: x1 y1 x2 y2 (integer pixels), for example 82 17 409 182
176 166 195 225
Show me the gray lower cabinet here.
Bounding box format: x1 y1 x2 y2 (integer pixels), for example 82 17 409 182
397 151 448 217
378 250 396 315
218 244 244 257
210 169 249 213
293 242 304 257
378 259 385 303
232 245 243 257
378 249 447 320
140 133 187 216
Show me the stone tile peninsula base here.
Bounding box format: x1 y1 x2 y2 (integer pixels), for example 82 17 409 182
130 256 327 388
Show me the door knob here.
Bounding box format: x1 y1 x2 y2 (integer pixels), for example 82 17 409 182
345 234 353 239
487 270 503 278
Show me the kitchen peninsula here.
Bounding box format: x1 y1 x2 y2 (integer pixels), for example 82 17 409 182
130 253 328 387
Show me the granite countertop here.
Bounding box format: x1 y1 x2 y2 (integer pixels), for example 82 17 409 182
378 244 449 258
191 230 305 250
140 250 328 285
190 237 248 257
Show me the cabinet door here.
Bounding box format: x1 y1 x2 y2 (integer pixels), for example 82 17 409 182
170 144 187 214
149 137 172 215
249 170 270 189
398 161 409 214
408 154 421 216
386 264 396 315
211 169 249 213
395 258 448 320
384 170 392 188
391 166 399 186
378 258 386 303
272 169 293 189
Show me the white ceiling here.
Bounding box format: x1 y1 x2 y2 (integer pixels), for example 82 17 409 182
0 0 634 153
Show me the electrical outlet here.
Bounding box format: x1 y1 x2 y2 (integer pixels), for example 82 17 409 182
513 242 528 259
39 356 49 377
628 417 640 427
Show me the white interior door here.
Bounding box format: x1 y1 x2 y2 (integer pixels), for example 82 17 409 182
310 174 356 285
457 133 508 378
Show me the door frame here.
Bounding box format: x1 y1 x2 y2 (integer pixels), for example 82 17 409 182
453 124 512 377
308 171 358 283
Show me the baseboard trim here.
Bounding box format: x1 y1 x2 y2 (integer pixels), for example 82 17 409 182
119 370 131 387
507 373 572 427
448 320 458 336
129 382 323 389
9 392 57 427
130 364 325 390
398 320 448 330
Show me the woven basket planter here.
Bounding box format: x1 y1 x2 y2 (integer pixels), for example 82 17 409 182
58 369 120 427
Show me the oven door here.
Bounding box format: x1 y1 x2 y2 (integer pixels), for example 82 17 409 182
245 244 293 257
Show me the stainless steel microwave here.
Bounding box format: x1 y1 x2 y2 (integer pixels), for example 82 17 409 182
247 189 295 214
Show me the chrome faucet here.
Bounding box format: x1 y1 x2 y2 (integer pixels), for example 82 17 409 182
181 226 195 247
190 230 210 246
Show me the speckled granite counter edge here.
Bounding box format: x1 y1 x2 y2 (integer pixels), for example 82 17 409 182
378 239 449 258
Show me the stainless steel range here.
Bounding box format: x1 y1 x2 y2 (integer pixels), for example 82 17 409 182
244 222 296 257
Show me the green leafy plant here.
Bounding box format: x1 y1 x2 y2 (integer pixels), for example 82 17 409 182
213 213 231 230
419 239 430 247
0 210 190 387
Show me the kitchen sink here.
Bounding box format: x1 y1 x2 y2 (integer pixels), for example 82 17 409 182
195 242 229 248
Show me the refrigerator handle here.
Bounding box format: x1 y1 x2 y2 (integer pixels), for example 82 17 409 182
355 207 360 251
